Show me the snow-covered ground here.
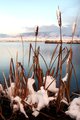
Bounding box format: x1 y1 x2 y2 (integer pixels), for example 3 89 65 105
65 97 80 120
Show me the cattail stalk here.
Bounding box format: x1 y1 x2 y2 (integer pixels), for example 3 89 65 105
21 35 24 66
56 6 62 83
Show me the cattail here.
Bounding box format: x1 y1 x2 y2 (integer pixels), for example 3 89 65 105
35 26 39 37
35 26 39 53
56 6 62 27
72 22 77 38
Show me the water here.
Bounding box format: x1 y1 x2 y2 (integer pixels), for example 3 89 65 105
0 41 80 92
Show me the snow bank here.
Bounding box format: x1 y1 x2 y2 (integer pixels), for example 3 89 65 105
65 97 80 120
11 96 28 118
43 76 59 93
27 77 35 94
25 77 54 117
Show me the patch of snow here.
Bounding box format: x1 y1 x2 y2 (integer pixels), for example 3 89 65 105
62 73 68 82
7 82 15 97
65 97 80 120
27 77 35 94
12 96 28 118
25 86 54 117
43 76 59 93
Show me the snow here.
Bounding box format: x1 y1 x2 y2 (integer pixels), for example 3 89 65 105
60 97 69 105
43 76 59 93
65 97 80 120
32 86 54 117
11 96 28 118
25 77 54 117
8 82 15 97
27 77 35 94
62 73 68 82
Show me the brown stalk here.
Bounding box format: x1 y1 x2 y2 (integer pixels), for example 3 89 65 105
35 26 39 53
57 6 62 85
14 52 20 96
36 66 43 90
50 47 66 71
56 84 63 112
55 45 61 78
9 58 15 83
2 71 8 91
66 66 72 102
17 62 27 99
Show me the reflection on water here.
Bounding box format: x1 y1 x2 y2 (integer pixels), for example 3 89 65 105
0 42 80 92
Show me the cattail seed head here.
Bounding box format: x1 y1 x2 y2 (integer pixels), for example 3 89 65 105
56 6 62 27
72 22 77 37
35 26 39 37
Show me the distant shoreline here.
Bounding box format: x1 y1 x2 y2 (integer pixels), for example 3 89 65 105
0 39 80 44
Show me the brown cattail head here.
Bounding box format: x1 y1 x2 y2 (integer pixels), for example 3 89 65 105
56 6 62 27
35 26 39 37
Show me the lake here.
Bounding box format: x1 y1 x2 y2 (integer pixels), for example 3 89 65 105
0 41 80 92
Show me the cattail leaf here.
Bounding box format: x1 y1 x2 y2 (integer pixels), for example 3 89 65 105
2 72 8 91
9 58 15 82
67 66 72 95
62 50 70 64
50 47 66 71
49 44 58 68
39 52 48 71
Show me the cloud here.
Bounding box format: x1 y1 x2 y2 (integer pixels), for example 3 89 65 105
0 15 26 34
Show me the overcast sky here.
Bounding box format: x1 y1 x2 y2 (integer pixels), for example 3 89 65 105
0 0 80 34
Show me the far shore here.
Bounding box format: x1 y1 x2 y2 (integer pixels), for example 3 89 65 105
0 37 80 44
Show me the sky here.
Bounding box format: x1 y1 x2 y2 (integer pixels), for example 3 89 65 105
0 0 80 35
